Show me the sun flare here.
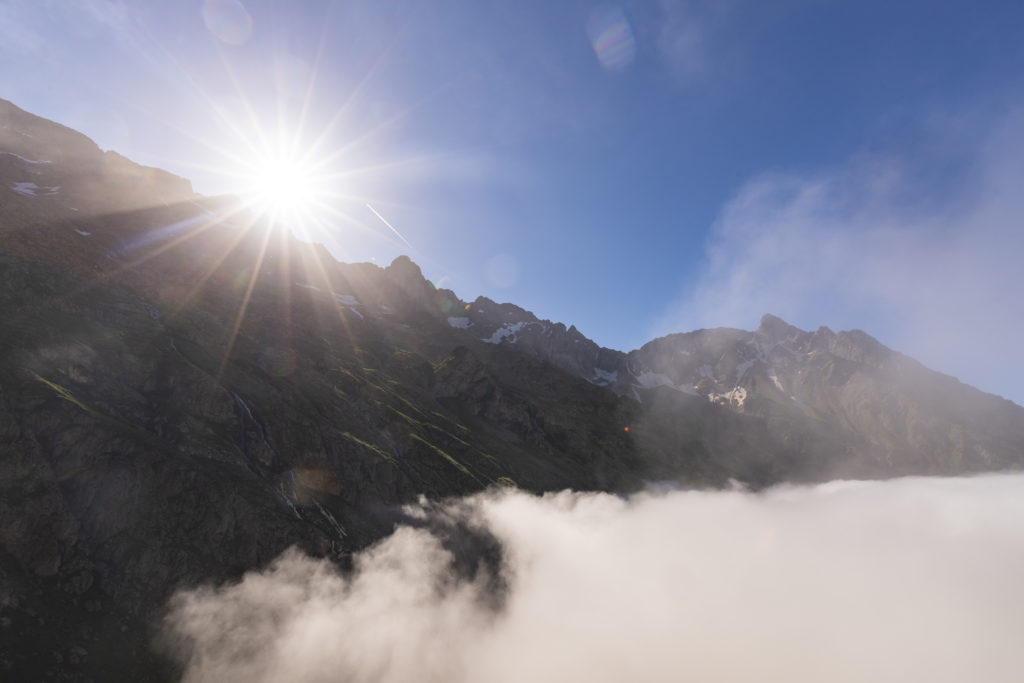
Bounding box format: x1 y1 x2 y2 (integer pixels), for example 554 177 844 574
242 151 324 222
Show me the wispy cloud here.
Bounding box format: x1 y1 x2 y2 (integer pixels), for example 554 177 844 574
653 107 1024 403
164 476 1024 682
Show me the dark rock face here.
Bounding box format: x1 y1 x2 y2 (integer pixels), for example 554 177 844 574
619 313 1024 480
3 100 1024 681
0 210 693 680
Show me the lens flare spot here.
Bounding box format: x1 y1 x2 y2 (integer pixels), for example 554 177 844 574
586 5 637 73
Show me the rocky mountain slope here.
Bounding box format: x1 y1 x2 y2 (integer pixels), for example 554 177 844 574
2 99 1023 681
445 283 1024 480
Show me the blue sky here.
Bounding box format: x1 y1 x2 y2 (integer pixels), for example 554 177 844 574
3 0 1024 404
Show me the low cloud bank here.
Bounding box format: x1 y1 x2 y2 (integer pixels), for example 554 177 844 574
164 475 1024 682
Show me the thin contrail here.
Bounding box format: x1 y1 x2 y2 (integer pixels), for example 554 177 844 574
366 203 413 249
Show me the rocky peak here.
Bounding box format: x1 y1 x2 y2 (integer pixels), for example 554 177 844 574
436 295 626 386
756 313 803 344
469 296 536 325
804 325 836 353
384 254 425 285
384 255 438 307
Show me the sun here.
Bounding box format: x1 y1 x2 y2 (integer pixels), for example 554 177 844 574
241 149 326 225
250 157 314 212
209 110 407 253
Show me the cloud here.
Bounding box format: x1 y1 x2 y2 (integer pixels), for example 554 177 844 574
163 475 1024 682
654 107 1024 403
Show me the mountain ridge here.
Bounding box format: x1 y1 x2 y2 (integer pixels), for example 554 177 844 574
2 99 1023 681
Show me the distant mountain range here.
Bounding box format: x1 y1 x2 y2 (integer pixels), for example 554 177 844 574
2 98 1022 681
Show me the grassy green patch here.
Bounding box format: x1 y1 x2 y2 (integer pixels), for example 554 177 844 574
410 433 476 479
32 373 101 418
423 421 471 447
31 372 162 449
431 411 470 432
340 432 395 463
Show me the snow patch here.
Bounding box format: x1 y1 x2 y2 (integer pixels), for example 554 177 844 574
768 368 785 393
295 282 321 291
333 293 359 306
11 181 60 196
315 501 347 540
591 368 618 386
634 370 698 396
74 229 92 237
483 321 525 344
447 317 472 329
279 488 302 520
635 370 675 389
328 293 363 318
709 386 748 409
1 151 51 164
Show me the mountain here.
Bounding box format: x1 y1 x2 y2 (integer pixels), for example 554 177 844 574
437 288 1024 481
2 100 1022 681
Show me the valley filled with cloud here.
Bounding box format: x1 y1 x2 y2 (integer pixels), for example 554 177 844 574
165 474 1024 683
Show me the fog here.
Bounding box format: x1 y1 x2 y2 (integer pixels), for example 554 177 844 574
656 108 1024 405
164 475 1024 682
